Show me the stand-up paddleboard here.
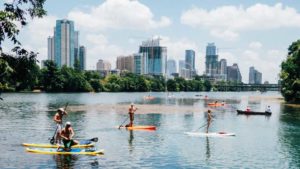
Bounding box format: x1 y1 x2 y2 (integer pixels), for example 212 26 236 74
22 142 94 148
23 139 96 148
185 132 235 137
26 148 104 155
118 125 156 131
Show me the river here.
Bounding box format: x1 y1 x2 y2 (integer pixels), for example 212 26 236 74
0 92 299 168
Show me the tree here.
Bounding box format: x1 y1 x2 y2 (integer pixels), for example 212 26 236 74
0 0 46 50
280 40 300 103
40 60 65 92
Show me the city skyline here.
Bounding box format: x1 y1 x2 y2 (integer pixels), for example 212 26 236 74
2 0 300 83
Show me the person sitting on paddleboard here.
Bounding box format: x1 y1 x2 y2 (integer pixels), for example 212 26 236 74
59 121 78 151
206 109 212 133
265 106 271 113
53 108 68 144
125 103 138 127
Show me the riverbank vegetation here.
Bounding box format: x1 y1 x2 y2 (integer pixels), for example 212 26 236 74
0 57 214 92
280 40 300 103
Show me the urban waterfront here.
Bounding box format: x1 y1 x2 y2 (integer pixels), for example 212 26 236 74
0 92 299 168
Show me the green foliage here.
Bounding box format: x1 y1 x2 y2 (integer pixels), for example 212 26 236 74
0 0 46 49
280 40 300 103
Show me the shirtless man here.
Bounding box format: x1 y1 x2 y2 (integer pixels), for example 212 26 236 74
59 122 78 151
125 103 138 127
53 108 67 144
206 109 212 133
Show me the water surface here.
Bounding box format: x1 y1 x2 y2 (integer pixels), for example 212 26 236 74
0 92 299 168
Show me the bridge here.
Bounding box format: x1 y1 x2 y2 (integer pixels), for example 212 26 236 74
214 84 281 92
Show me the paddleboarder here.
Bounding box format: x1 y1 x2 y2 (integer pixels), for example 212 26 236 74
206 109 212 133
53 108 68 144
125 103 138 127
59 121 79 151
265 106 272 113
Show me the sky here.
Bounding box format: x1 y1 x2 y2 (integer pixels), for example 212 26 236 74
2 0 300 83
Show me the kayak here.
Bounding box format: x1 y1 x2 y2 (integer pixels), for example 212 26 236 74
207 103 225 106
237 110 272 115
26 148 104 155
22 139 95 148
185 132 235 137
119 125 156 130
22 142 94 148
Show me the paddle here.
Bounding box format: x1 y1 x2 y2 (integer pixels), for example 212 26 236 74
50 102 69 144
78 137 99 144
118 117 129 129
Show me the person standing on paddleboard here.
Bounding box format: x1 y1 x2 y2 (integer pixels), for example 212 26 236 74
206 109 212 133
126 103 138 127
59 122 79 151
53 108 68 144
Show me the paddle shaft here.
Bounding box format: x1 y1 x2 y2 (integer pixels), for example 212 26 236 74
118 116 129 129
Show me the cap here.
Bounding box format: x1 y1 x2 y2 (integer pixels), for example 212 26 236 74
131 103 134 106
65 121 71 126
58 108 67 114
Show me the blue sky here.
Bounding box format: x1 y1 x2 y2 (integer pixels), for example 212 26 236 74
3 0 300 83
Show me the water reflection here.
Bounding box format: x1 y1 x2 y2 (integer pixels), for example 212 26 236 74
128 130 134 153
279 105 300 168
53 155 78 169
205 137 211 161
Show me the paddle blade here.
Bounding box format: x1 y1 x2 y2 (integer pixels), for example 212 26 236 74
49 137 55 145
90 137 98 142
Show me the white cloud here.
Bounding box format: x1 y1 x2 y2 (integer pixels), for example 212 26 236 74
181 3 300 40
249 41 263 49
68 0 171 31
84 34 132 70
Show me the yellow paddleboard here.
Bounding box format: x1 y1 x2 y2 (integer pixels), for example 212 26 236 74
26 148 104 155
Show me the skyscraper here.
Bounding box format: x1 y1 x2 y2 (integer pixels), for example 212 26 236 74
134 54 143 75
116 55 134 72
47 36 54 61
185 50 195 70
205 43 218 77
218 59 227 81
139 39 167 76
167 59 177 77
97 59 111 71
249 66 262 84
79 46 86 70
227 63 242 83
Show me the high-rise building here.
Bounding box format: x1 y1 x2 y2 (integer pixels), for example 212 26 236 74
134 54 144 75
116 55 134 72
249 66 262 84
217 59 227 81
185 50 195 70
96 59 111 71
74 31 79 62
167 59 177 77
47 36 55 61
79 46 86 70
227 63 242 83
179 60 185 72
205 43 218 77
54 19 75 67
139 39 167 76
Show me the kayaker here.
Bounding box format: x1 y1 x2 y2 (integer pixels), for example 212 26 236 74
206 109 212 133
125 103 138 127
59 121 78 151
246 106 251 112
53 108 68 144
265 106 272 113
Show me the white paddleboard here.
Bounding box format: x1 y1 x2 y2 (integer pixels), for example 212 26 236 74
185 132 235 137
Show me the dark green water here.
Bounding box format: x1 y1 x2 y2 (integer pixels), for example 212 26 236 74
0 92 299 168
